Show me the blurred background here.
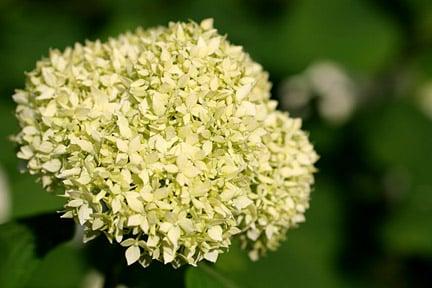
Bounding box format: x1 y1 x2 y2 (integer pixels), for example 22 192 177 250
0 0 431 287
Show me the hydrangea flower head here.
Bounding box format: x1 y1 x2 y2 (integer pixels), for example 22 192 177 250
13 19 318 267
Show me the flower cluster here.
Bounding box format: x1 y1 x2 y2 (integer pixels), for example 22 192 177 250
13 19 318 267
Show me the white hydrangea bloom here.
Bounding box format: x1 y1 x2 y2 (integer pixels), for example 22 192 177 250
13 19 317 267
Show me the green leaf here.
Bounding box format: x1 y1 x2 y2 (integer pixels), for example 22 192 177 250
186 264 241 288
0 222 38 288
27 244 88 288
0 213 74 288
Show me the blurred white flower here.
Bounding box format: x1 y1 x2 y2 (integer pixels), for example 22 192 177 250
279 76 311 110
279 61 358 125
81 270 104 288
417 81 432 120
0 165 11 224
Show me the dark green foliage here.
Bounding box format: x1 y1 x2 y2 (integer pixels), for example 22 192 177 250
0 0 432 287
